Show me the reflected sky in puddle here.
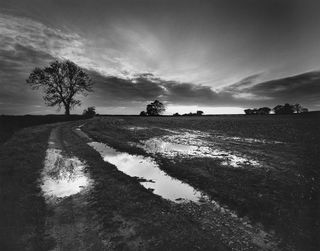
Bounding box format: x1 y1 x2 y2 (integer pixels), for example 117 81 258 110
214 134 283 145
136 130 261 168
126 126 149 131
88 142 206 202
41 148 91 198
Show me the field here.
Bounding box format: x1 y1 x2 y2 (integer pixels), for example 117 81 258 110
1 114 319 250
0 115 86 144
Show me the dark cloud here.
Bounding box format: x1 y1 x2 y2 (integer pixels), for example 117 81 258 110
224 71 320 108
84 70 222 106
161 81 221 105
87 72 163 104
224 73 263 92
87 70 320 110
0 44 54 105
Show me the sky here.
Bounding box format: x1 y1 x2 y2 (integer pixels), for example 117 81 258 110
0 0 320 115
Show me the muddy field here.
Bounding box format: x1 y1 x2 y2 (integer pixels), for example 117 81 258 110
81 114 320 250
1 114 319 250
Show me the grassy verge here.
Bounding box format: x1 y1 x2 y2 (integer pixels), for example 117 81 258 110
0 115 87 145
0 125 55 250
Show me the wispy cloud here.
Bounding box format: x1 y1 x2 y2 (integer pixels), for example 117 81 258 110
0 13 141 79
221 71 320 105
0 13 84 60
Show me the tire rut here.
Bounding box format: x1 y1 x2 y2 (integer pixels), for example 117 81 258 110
42 126 106 251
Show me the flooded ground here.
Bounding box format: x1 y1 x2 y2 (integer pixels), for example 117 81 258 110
134 129 262 168
88 141 206 203
84 131 281 250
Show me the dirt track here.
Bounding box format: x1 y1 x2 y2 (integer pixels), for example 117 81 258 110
42 122 286 250
42 126 106 250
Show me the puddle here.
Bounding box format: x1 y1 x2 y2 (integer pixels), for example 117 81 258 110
125 126 149 131
86 141 255 228
136 130 261 168
41 148 91 199
88 142 207 203
214 135 283 144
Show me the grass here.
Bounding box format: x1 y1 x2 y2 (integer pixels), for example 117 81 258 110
82 114 320 250
0 115 86 144
0 124 56 250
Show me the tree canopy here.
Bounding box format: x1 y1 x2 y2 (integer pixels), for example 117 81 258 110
245 104 309 115
273 103 295 114
139 111 147 116
244 107 271 115
146 100 165 116
26 60 93 115
83 106 96 117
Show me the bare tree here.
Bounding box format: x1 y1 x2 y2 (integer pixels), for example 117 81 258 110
293 104 302 113
26 60 93 115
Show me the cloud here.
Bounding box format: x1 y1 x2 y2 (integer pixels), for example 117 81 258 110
85 71 234 108
0 13 85 60
225 71 320 105
87 71 164 104
223 73 263 92
0 12 86 104
0 11 319 114
0 12 134 79
86 70 320 111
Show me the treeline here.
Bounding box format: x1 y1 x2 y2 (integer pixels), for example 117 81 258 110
139 100 205 116
173 111 204 116
244 103 309 115
244 107 271 115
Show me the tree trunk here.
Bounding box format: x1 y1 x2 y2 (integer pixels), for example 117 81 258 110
64 104 70 116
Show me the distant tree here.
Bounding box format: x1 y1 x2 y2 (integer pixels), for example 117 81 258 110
140 111 147 116
146 100 165 116
83 106 96 117
173 112 180 116
273 105 283 114
258 107 271 115
244 108 258 115
244 109 254 115
273 103 295 114
26 60 93 115
245 107 270 115
196 110 204 116
301 108 309 113
293 104 303 113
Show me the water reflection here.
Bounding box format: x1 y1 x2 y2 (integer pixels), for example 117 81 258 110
41 148 90 198
88 142 206 203
126 126 149 131
214 134 283 144
137 130 261 168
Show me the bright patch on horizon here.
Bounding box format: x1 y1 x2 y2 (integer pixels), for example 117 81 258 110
165 105 244 115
